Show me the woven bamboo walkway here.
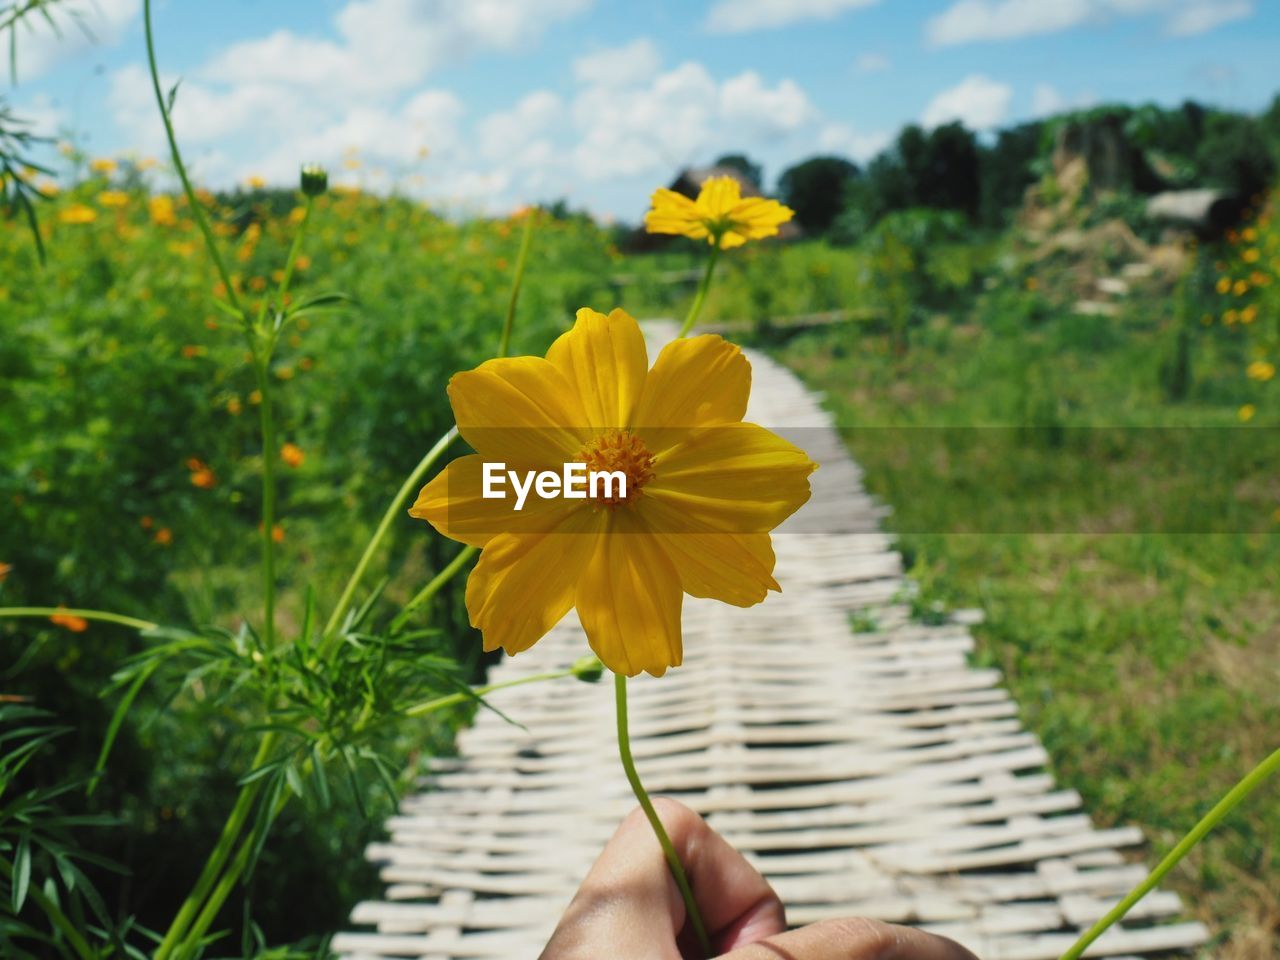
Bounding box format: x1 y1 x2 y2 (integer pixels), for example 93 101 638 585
333 323 1209 960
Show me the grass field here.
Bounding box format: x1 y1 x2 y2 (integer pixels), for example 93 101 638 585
752 219 1280 958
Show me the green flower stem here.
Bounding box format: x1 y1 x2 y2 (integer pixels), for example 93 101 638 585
1060 744 1280 960
677 245 721 338
615 672 711 958
498 211 536 359
153 734 277 960
253 357 279 649
271 194 315 315
320 427 458 649
0 606 156 631
391 544 477 633
403 665 578 718
143 0 242 319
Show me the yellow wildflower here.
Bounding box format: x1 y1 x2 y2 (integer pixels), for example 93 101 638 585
645 176 793 249
59 204 98 225
410 307 816 677
1241 305 1258 324
150 195 178 227
246 175 266 189
1243 248 1260 264
1233 279 1249 296
281 443 305 468
98 190 129 208
1216 276 1231 295
1238 404 1256 422
1247 360 1276 382
89 158 117 175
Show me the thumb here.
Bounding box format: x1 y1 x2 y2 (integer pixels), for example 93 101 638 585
540 798 786 959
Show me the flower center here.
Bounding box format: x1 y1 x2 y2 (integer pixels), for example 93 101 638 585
578 429 655 508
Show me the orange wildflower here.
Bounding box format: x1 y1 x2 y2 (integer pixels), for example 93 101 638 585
50 609 89 632
280 443 305 468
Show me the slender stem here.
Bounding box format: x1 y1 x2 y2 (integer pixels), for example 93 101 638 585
0 606 156 631
404 666 576 718
143 0 242 317
321 427 458 648
272 195 314 315
153 734 276 960
253 355 279 648
498 211 535 359
677 246 720 338
615 673 711 957
391 545 477 633
1060 744 1280 960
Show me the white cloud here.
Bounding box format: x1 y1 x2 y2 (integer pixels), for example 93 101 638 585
705 0 880 34
200 0 594 98
1032 83 1067 117
1166 1 1251 36
572 38 661 87
571 63 819 182
926 0 1254 45
3 0 138 83
921 74 1012 130
818 122 891 163
855 52 890 73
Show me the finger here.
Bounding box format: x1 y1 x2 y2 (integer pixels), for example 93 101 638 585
539 798 786 959
723 917 980 960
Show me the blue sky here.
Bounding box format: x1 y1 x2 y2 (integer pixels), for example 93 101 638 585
3 0 1278 219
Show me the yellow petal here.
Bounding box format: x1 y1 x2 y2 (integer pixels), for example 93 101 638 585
576 511 683 677
448 356 589 465
729 197 793 239
409 454 579 548
465 508 604 657
648 422 816 532
644 189 704 238
639 495 779 606
546 308 648 430
696 176 742 218
631 334 750 443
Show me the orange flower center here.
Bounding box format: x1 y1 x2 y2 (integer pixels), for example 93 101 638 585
578 429 655 508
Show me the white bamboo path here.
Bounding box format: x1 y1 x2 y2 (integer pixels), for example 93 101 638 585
333 323 1209 960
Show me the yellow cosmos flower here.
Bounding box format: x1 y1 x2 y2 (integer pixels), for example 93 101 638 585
410 307 816 677
89 157 117 175
98 190 129 208
1247 360 1276 382
644 176 793 250
58 204 98 225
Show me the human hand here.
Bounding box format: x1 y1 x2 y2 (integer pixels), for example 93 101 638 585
540 798 980 959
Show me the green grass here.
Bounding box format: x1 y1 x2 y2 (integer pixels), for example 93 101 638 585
770 251 1280 957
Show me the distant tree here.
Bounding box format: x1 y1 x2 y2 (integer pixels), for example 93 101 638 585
713 153 764 189
979 121 1045 226
778 156 860 234
899 122 982 217
1197 113 1276 200
1264 94 1280 147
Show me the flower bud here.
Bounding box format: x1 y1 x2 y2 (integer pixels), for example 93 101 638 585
300 164 328 197
571 655 605 683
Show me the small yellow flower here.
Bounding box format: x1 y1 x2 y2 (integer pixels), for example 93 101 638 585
1233 279 1250 296
89 158 117 175
1216 276 1232 295
410 307 816 677
97 190 129 208
1238 404 1256 422
58 204 98 225
245 175 266 189
1243 248 1261 263
1247 360 1276 382
149 195 178 227
281 443 305 468
50 609 89 632
227 396 243 416
154 527 173 546
1241 305 1258 324
1223 309 1239 325
644 176 793 250
1243 227 1258 242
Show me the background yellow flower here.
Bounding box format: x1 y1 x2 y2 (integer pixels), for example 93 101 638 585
645 176 793 249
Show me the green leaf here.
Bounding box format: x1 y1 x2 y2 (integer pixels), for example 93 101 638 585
12 832 30 912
